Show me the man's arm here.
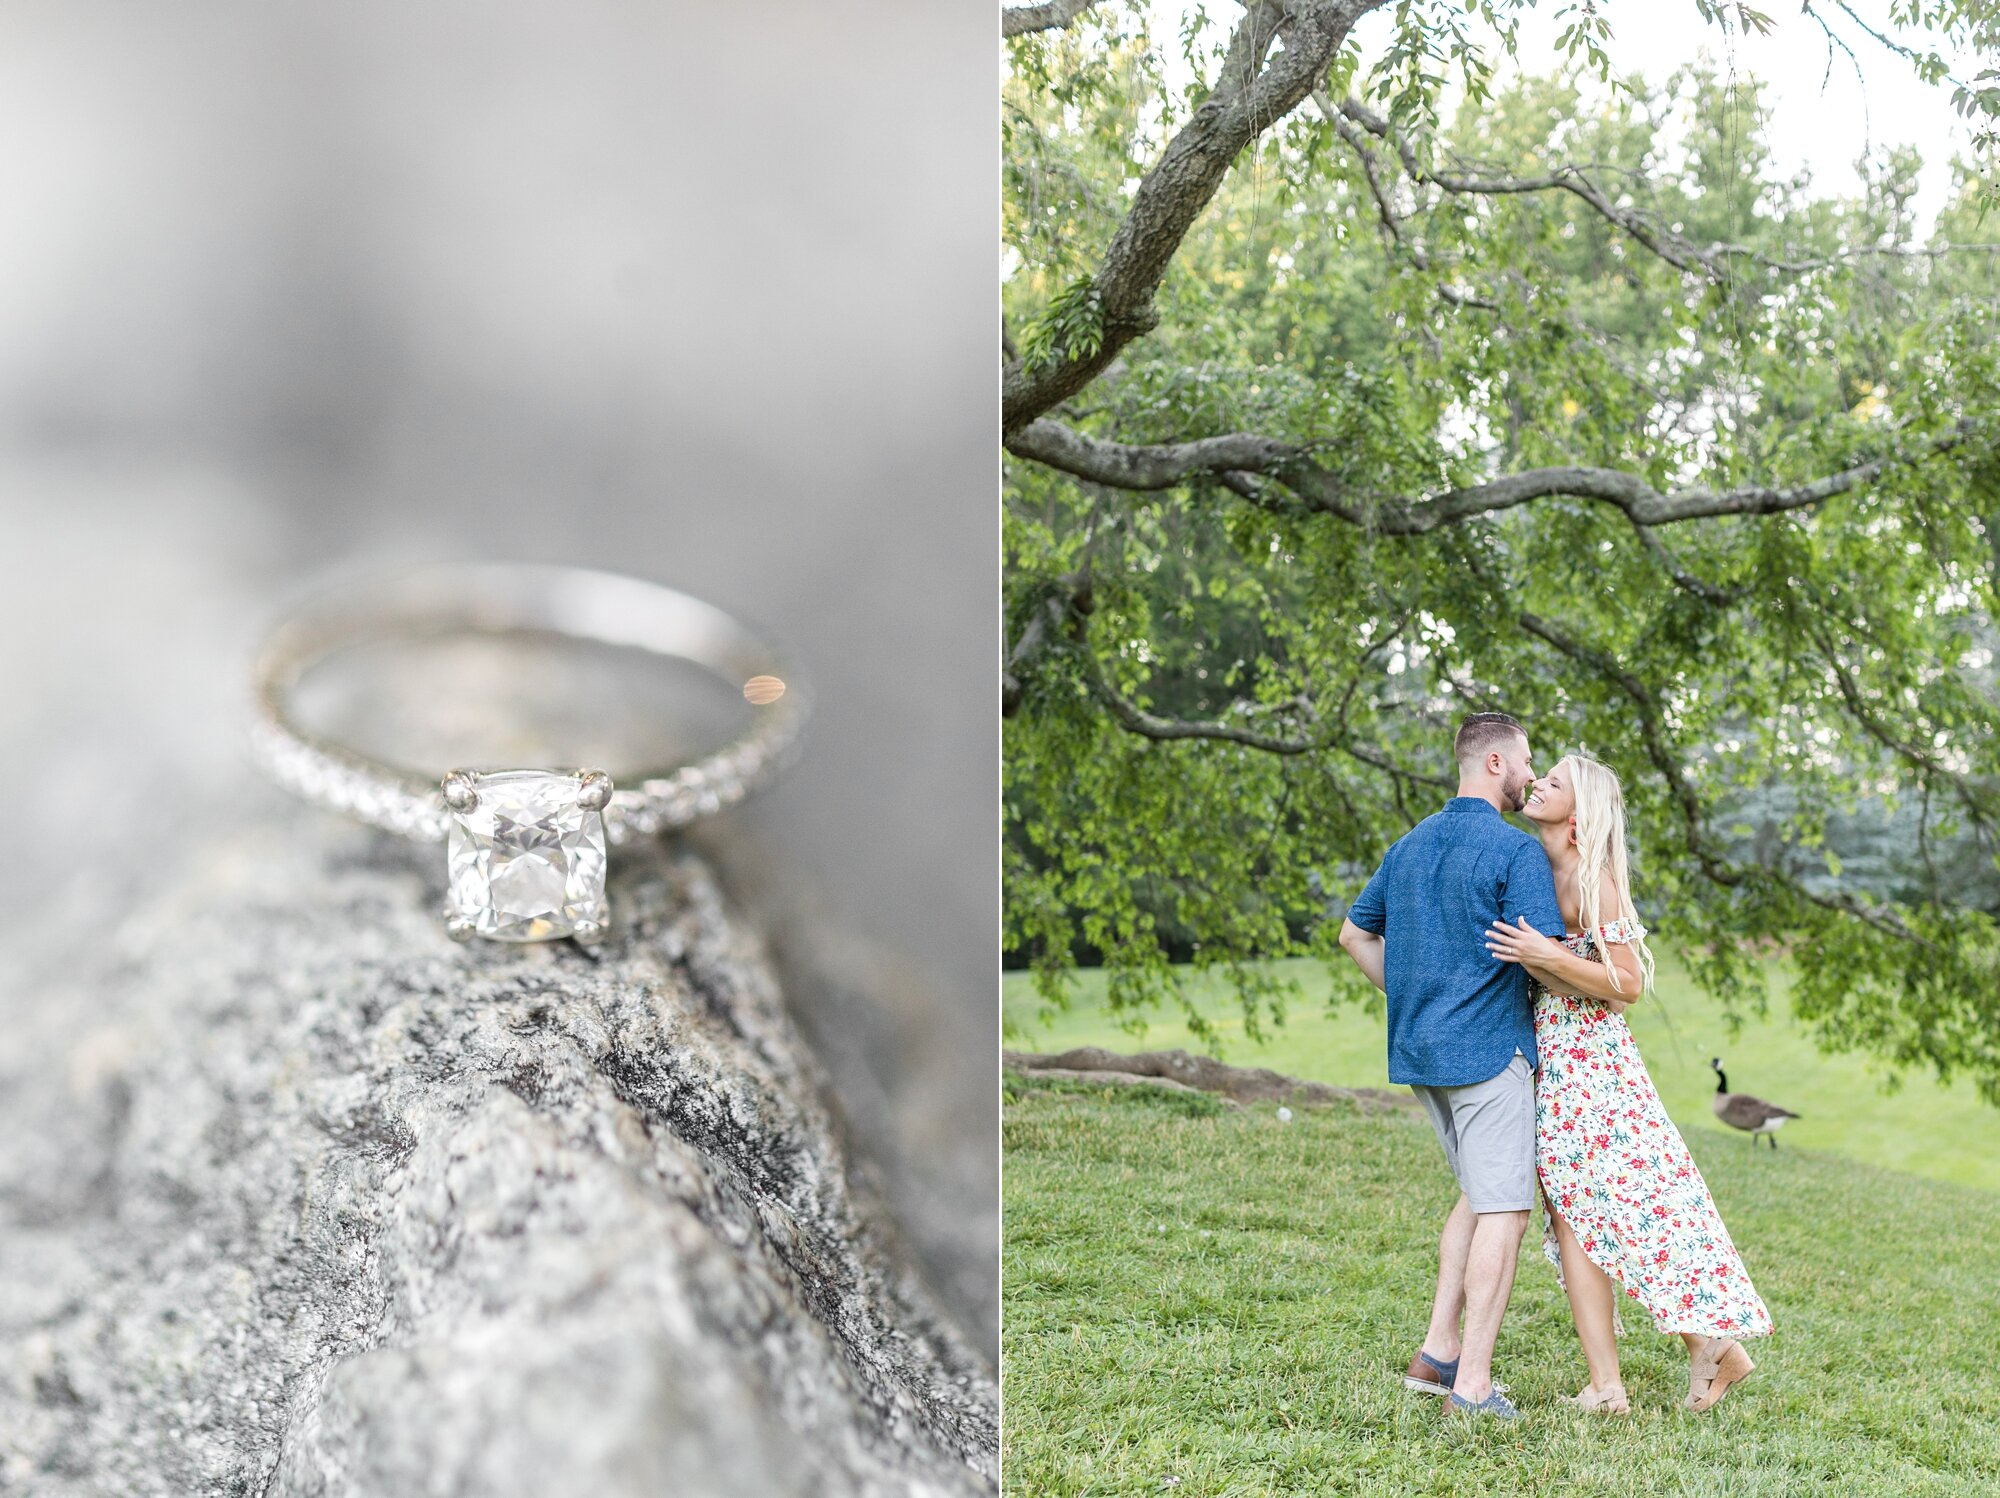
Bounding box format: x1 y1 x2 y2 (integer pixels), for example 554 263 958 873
1494 859 1645 1009
1338 917 1387 993
1492 841 1626 1002
1339 860 1390 992
1500 842 1568 939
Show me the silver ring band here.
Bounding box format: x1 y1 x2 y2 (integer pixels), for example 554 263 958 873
251 562 808 848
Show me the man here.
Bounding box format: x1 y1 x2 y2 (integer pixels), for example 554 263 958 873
1337 712 1566 1421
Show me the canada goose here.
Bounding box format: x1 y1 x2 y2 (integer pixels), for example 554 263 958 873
1711 1058 1799 1147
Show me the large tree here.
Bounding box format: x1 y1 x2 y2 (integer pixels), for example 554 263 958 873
1002 0 2000 1098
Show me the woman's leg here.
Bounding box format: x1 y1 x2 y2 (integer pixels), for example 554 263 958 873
1551 1205 1623 1392
1682 1329 1755 1411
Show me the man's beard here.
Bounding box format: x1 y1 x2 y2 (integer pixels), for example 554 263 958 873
1504 772 1532 812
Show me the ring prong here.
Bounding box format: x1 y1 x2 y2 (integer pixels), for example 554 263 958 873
444 912 476 943
576 770 614 811
442 770 479 813
571 919 606 945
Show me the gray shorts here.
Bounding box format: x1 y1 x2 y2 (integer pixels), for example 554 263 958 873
1410 1051 1536 1213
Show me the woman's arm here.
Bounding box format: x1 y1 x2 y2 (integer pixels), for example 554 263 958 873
1486 868 1645 1012
1496 929 1640 1012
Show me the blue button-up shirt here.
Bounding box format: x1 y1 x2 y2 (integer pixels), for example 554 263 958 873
1347 797 1567 1087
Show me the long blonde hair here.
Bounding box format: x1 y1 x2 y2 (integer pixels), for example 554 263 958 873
1565 751 1657 996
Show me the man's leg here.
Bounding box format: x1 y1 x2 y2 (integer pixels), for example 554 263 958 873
1442 1053 1536 1405
1452 1207 1529 1403
1421 1193 1475 1364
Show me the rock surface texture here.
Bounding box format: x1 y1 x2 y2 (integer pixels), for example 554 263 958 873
0 817 997 1496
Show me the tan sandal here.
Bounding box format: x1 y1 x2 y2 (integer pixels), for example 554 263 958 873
1568 1383 1630 1414
1686 1337 1755 1412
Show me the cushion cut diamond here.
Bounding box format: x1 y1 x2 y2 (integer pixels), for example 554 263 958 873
445 770 608 941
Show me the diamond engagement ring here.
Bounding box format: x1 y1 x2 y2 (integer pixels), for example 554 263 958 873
251 563 807 944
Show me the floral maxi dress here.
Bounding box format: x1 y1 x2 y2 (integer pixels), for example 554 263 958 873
1532 920 1773 1339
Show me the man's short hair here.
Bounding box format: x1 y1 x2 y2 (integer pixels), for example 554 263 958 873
1455 711 1527 770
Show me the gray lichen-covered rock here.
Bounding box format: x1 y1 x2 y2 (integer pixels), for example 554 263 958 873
0 816 997 1496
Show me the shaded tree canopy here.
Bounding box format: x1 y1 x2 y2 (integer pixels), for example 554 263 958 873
1001 0 2000 1100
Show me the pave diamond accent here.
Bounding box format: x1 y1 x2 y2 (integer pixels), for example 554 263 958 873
445 771 608 941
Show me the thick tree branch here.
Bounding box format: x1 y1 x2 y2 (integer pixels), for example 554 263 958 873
1098 683 1327 756
1007 414 1975 531
1009 419 1304 495
1002 0 1388 432
1084 650 1452 790
1006 13 1996 441
1002 0 1110 38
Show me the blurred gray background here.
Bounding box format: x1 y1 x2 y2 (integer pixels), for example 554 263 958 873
0 2 996 1344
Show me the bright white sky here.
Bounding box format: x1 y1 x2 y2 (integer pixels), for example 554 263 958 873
1149 0 1983 235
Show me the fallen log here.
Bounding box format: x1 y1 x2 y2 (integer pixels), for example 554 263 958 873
1003 1047 1415 1114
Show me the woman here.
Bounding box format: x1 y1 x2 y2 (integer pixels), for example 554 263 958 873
1484 752 1770 1415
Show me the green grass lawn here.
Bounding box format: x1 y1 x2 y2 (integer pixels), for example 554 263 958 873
1003 1079 2000 1496
1003 953 2000 1193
